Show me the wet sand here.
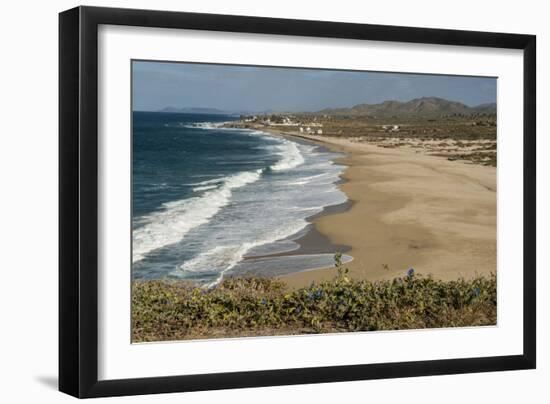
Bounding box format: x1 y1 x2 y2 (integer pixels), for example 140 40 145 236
245 200 353 261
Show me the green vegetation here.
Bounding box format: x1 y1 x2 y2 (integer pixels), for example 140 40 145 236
132 255 496 342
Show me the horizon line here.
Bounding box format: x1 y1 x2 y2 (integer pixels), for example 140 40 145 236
132 95 497 113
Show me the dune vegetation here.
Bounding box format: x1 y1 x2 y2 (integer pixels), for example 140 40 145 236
132 254 496 342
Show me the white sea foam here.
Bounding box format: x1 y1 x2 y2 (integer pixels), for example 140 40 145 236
141 182 169 192
270 140 305 171
167 138 344 285
132 169 263 263
133 126 349 284
188 177 224 186
181 121 224 130
176 220 308 287
192 184 218 192
180 121 245 131
283 172 332 186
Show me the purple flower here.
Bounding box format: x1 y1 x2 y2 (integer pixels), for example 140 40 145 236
473 287 480 297
407 268 415 277
308 289 324 300
261 298 267 305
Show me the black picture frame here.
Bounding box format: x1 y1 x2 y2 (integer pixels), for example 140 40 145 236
59 5 536 398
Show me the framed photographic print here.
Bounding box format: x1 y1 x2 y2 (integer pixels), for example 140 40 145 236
59 6 536 398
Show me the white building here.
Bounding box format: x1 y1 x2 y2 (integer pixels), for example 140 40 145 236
382 124 400 132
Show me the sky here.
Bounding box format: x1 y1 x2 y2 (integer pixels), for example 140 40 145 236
132 61 497 112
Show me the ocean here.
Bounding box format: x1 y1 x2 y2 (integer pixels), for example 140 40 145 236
132 111 350 286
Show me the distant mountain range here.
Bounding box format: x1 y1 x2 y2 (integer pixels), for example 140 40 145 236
317 97 496 117
158 107 233 115
157 97 496 118
157 106 277 115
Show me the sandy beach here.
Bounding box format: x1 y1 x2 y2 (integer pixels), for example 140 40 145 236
273 133 496 288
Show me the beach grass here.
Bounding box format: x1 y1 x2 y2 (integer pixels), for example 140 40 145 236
132 255 496 342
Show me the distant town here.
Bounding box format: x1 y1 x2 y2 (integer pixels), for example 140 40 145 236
243 115 325 135
224 97 497 167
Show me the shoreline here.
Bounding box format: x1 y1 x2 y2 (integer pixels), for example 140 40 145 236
243 125 496 288
244 199 353 261
237 130 353 279
237 128 354 274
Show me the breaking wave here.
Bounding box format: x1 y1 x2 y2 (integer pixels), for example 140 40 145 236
133 169 263 263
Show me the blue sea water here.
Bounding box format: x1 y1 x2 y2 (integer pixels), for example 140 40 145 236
132 111 350 286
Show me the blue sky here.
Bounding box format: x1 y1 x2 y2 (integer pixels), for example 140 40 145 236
132 61 497 112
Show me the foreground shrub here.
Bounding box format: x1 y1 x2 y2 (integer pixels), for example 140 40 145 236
132 257 496 342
